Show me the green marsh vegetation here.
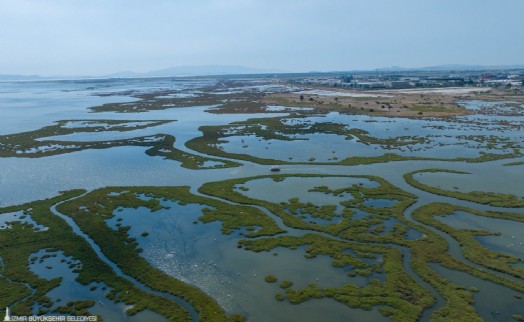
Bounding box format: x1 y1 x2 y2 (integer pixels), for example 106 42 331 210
404 169 524 207
185 115 429 164
56 186 288 321
0 190 192 321
407 203 524 321
0 119 238 169
91 86 269 114
505 160 524 166
145 134 241 169
0 120 171 158
185 115 521 166
201 173 524 321
200 174 416 238
411 203 524 279
3 173 522 321
241 234 433 322
3 77 524 322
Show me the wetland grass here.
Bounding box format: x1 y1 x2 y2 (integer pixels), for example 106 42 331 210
404 169 524 207
0 190 191 321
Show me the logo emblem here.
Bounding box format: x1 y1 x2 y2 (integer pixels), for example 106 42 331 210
3 307 11 322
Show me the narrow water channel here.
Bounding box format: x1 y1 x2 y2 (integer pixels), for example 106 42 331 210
49 194 200 322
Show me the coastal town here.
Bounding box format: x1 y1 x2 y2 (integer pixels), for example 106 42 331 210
293 68 524 90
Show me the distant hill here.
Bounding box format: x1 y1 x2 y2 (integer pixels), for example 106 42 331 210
2 64 523 81
105 65 282 78
0 65 281 81
0 74 43 81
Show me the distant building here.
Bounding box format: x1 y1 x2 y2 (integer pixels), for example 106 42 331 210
354 82 387 89
388 81 411 88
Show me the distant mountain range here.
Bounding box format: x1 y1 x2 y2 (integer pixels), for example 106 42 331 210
1 64 524 81
0 65 282 81
105 65 281 78
0 74 44 81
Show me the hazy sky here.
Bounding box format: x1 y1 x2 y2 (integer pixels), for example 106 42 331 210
1 0 522 76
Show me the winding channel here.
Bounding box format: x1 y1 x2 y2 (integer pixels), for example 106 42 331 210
402 191 524 284
46 158 523 322
192 186 446 322
402 197 524 320
192 163 524 321
49 193 200 322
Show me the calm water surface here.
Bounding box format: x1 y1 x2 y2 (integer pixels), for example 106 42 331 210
2 78 524 321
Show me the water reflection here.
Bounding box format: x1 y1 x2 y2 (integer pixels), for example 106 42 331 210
28 249 165 321
436 211 524 258
430 263 524 321
108 198 387 321
2 77 524 322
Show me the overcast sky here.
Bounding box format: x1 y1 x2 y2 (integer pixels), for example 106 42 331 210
0 0 522 76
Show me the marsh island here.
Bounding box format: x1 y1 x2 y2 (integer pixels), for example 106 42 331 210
1 71 524 322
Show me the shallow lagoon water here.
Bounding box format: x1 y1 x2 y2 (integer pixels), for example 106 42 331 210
369 217 402 235
222 133 387 162
0 80 137 135
429 263 524 321
0 77 215 136
0 210 48 231
28 249 165 321
363 199 398 208
107 199 387 321
436 211 524 258
404 228 423 240
237 176 377 205
459 100 524 116
217 111 521 161
2 78 524 321
412 169 524 197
